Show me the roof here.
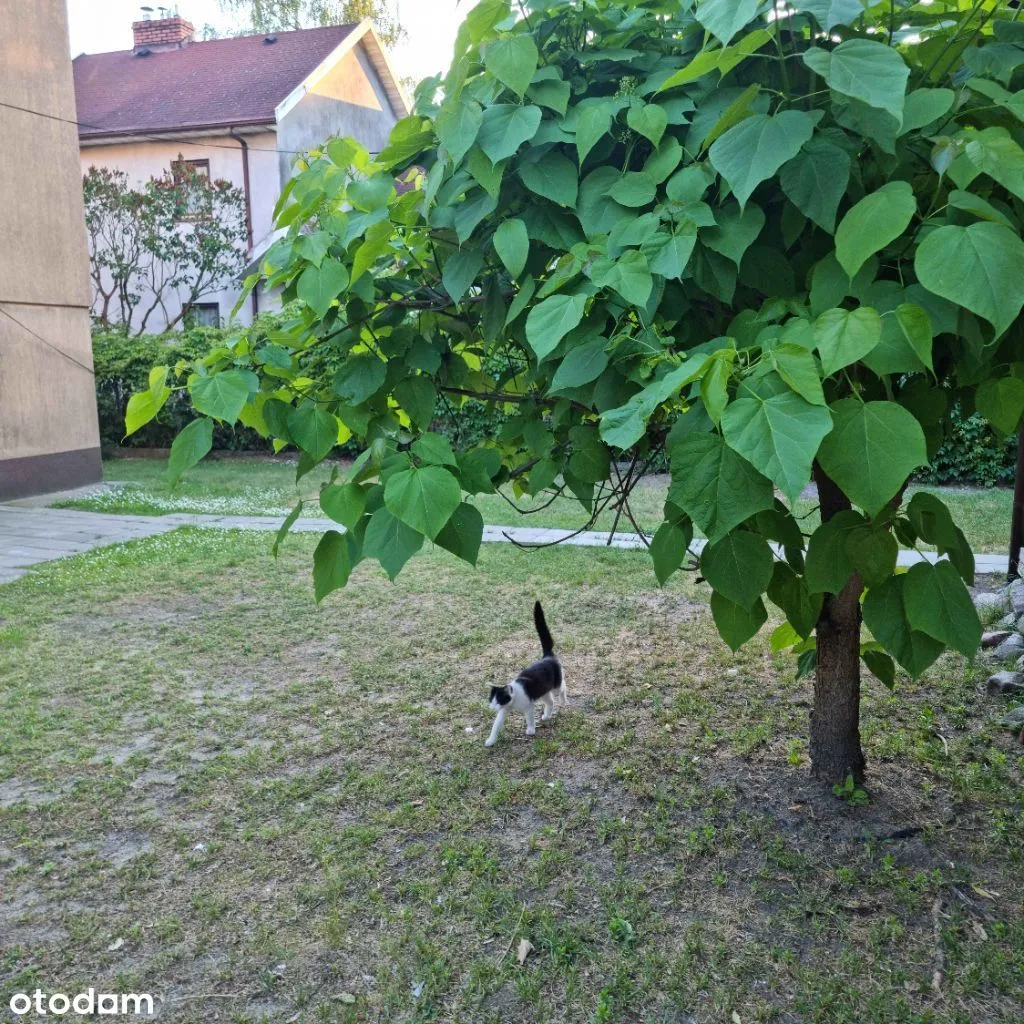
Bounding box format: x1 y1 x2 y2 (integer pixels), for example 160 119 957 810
73 24 359 140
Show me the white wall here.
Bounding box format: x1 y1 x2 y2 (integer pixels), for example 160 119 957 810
79 130 280 331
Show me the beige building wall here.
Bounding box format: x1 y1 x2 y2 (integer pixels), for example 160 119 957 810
80 130 281 329
0 0 102 499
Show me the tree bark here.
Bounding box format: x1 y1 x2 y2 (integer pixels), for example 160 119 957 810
810 463 867 785
1008 428 1024 581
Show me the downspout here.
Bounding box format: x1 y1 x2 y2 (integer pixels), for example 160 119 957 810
229 127 258 319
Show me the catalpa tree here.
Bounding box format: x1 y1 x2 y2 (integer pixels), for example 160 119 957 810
129 0 1024 784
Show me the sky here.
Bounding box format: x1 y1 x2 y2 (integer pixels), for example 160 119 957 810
65 0 467 86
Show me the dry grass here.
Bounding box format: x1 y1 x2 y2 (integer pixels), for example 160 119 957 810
1 531 1022 1023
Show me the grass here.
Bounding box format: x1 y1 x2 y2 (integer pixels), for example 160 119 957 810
57 457 1016 552
1 530 1022 1022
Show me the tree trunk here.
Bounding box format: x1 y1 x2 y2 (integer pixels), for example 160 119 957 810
1008 428 1024 581
810 463 867 786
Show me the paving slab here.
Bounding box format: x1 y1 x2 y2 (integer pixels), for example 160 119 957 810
0 503 1015 583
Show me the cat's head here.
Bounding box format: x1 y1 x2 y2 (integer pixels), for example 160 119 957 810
489 685 512 711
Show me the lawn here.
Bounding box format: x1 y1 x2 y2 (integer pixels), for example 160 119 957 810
58 457 1016 552
1 530 1022 1023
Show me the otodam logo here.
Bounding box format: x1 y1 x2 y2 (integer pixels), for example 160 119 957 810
8 989 155 1017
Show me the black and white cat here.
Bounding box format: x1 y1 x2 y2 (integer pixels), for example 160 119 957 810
485 602 567 747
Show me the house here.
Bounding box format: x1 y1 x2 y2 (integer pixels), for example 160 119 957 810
72 10 408 332
0 0 102 500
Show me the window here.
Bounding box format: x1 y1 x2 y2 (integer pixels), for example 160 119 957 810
184 302 220 328
171 158 211 218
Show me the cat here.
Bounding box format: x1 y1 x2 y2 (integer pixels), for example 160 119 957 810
485 601 567 747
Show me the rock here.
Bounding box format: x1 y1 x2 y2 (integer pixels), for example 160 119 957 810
992 633 1024 661
981 630 1013 648
1000 612 1017 628
974 589 1010 624
1010 579 1024 615
987 671 1024 696
1000 706 1024 730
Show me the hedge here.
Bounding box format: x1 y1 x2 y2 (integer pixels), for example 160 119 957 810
93 322 1015 486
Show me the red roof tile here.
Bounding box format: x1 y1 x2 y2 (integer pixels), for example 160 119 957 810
73 24 357 139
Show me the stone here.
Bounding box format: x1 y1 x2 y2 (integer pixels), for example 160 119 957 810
1000 706 1024 730
981 630 1013 648
1001 612 1018 628
974 589 1010 624
986 671 1024 696
1010 579 1024 615
992 633 1024 661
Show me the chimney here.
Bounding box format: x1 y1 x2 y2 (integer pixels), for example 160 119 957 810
132 7 194 53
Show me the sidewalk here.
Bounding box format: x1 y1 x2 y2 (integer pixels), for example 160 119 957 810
0 504 1012 583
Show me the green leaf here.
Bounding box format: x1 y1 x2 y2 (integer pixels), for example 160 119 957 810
779 136 851 234
167 417 214 487
657 29 772 91
363 507 423 580
845 523 897 588
903 561 981 658
711 592 768 652
626 102 667 147
915 222 1024 337
394 376 436 430
457 447 501 495
551 338 609 391
435 96 483 165
519 152 579 208
478 104 542 163
771 344 826 406
272 500 303 557
384 465 462 540
700 355 732 426
320 482 366 529
528 77 571 115
817 399 928 516
814 307 882 377
313 530 355 603
668 432 775 545
976 377 1024 434
125 385 170 437
483 35 539 98
709 111 816 208
435 502 484 566
608 172 657 208
412 432 458 467
792 1 865 32
333 355 386 405
834 181 917 279
297 259 350 317
189 369 255 425
526 293 588 360
650 519 694 585
803 39 909 124
862 574 944 678
702 530 774 610
899 88 955 135
696 0 761 45
287 404 338 463
567 424 611 484
721 392 834 503
575 102 614 164
641 226 698 280
906 491 974 584
466 147 504 198
947 188 1015 229
442 248 485 304
862 648 896 689
965 127 1024 202
767 562 822 638
804 510 864 595
701 83 761 152
702 202 766 267
493 218 529 278
347 172 394 212
590 250 653 306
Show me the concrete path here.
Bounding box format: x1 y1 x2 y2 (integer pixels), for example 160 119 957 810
0 503 1012 583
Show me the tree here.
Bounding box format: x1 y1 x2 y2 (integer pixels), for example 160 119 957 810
83 163 248 335
217 0 406 47
128 0 1024 785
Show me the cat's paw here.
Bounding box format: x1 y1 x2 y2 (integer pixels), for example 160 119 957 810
484 736 497 747
526 728 536 737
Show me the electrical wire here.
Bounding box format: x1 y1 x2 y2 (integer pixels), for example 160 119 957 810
0 305 96 377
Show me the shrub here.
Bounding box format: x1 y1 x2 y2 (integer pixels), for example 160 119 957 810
920 410 1017 489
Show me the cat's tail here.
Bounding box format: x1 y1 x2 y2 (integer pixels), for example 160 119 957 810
534 601 554 657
